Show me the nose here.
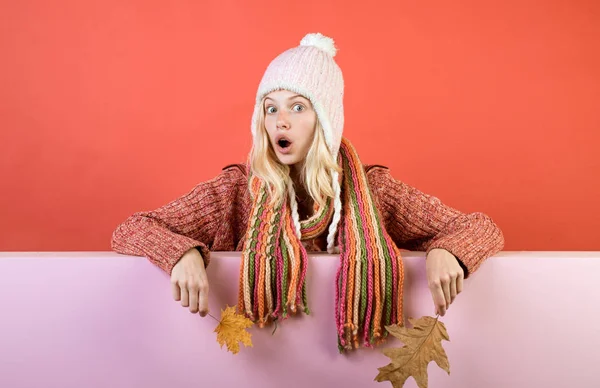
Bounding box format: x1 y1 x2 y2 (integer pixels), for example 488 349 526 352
276 110 290 130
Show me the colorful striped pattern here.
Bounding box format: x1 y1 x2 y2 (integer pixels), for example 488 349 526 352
238 137 405 351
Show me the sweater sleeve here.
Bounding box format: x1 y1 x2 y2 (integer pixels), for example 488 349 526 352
110 165 246 275
367 166 505 278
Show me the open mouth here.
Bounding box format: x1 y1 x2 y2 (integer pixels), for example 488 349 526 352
274 135 293 154
277 139 291 149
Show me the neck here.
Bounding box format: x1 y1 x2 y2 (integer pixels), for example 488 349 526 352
289 163 313 219
289 163 304 190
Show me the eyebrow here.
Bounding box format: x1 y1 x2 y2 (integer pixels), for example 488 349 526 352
264 94 309 103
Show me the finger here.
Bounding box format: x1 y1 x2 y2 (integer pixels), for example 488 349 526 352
180 284 189 308
171 281 181 301
457 272 464 294
450 277 457 303
430 282 446 316
437 294 446 316
198 281 209 317
442 277 451 310
188 282 199 314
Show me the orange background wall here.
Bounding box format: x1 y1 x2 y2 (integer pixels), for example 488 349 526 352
1 0 599 251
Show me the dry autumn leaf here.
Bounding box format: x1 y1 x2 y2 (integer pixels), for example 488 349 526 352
214 305 254 354
375 316 450 388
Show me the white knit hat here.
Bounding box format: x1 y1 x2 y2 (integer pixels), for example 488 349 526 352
250 32 345 252
250 32 345 160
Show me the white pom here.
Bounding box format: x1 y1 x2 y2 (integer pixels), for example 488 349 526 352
300 33 337 57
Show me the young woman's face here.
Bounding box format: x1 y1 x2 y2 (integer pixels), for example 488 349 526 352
263 90 317 167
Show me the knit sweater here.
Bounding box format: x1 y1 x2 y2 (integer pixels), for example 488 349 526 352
111 164 505 278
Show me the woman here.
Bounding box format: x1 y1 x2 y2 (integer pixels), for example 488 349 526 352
111 33 504 351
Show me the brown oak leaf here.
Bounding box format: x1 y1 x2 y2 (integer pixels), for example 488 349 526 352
375 315 450 388
214 305 254 354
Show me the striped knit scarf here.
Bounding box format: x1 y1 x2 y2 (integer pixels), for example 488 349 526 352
238 137 405 351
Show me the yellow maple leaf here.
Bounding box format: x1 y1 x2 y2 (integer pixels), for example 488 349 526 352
375 316 450 388
214 305 254 354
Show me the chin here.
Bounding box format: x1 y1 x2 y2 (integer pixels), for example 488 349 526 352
276 154 300 166
277 158 297 166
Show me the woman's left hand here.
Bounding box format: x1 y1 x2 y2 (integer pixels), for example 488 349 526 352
425 248 464 317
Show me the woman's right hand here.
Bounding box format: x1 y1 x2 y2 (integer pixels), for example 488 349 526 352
170 248 209 316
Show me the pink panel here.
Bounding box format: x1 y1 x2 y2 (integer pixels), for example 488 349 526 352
0 251 598 387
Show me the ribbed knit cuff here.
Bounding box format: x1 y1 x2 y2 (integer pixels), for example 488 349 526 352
425 213 504 278
156 237 211 275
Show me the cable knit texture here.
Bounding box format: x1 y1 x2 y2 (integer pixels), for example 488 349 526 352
111 164 505 279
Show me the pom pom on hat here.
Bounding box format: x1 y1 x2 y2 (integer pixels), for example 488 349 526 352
300 33 337 57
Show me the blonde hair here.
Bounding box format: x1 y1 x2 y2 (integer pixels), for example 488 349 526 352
249 98 342 209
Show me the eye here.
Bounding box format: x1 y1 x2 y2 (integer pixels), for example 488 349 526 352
265 106 277 114
292 104 305 112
